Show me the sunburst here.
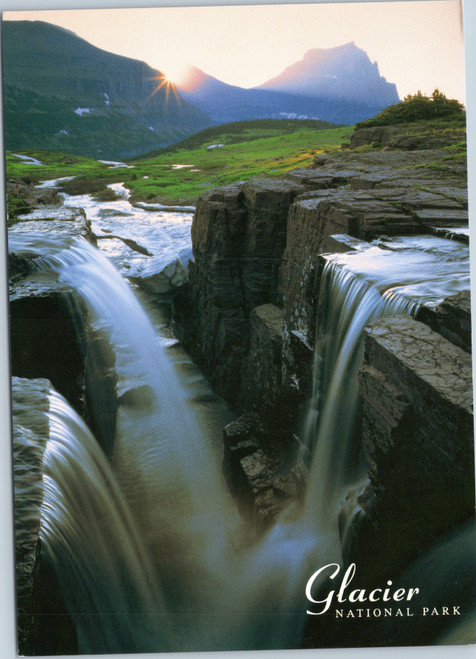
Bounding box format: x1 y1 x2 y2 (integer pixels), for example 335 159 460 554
149 71 179 102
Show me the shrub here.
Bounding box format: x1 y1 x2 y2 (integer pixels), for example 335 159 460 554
7 194 31 226
356 90 465 128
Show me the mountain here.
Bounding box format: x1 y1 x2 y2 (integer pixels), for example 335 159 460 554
176 67 333 124
177 44 399 126
2 21 213 160
257 42 399 106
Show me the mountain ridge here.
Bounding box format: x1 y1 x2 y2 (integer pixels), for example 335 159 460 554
256 42 399 105
2 21 214 159
3 21 400 158
177 42 399 125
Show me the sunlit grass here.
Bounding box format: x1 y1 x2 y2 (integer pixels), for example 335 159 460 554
5 123 354 205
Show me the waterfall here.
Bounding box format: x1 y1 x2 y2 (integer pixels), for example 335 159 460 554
40 388 169 654
300 234 470 532
301 260 417 530
11 232 244 650
11 227 471 653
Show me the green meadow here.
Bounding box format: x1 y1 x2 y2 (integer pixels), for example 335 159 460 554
6 120 354 205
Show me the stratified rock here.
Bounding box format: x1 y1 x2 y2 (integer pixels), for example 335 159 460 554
12 377 79 655
241 304 284 414
350 124 465 150
355 315 473 578
174 131 470 526
280 191 416 341
179 178 302 407
417 289 471 353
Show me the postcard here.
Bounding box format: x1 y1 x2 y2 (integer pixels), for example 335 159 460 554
2 0 474 656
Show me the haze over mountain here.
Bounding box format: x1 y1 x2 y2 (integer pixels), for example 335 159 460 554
257 42 399 104
3 22 400 159
2 21 213 160
177 43 399 125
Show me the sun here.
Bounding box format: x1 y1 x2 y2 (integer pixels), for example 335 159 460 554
148 65 191 103
162 64 192 87
151 72 178 99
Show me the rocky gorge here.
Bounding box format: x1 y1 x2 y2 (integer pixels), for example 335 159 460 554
8 122 475 652
172 126 474 642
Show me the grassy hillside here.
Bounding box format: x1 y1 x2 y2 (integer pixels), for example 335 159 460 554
6 120 353 205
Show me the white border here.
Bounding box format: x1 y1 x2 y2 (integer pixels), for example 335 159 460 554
0 2 474 659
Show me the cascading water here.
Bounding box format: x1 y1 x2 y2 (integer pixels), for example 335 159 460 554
10 178 471 654
10 231 247 650
300 234 470 532
301 260 417 530
40 388 169 654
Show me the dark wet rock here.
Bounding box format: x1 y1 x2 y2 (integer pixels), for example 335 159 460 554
175 138 469 468
12 377 49 654
9 245 117 458
354 315 474 578
97 234 153 256
417 289 471 353
280 191 419 343
177 178 302 408
223 413 306 527
173 130 470 535
241 304 283 414
10 289 87 416
118 384 157 409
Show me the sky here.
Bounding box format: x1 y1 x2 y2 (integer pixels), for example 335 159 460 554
3 0 466 103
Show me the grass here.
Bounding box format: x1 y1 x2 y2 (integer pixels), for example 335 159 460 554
5 121 354 205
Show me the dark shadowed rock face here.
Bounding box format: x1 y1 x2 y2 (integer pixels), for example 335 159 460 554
8 235 118 458
348 315 474 580
417 289 472 353
12 377 50 654
177 178 302 408
10 288 87 418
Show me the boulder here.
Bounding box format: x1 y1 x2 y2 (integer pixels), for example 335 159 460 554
223 413 306 527
7 178 63 211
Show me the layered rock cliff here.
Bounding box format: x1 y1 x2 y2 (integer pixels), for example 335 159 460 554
173 132 472 555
